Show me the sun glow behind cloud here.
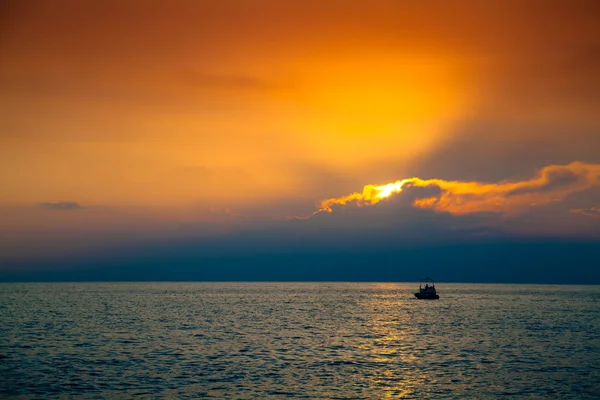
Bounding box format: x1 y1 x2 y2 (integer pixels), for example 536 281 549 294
318 179 413 212
316 162 600 216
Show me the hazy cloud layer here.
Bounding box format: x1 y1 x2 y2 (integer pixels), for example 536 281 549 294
37 202 82 210
570 206 600 219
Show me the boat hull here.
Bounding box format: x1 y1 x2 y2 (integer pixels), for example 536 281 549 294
414 293 439 299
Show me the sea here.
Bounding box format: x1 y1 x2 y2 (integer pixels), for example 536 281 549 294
1 283 599 399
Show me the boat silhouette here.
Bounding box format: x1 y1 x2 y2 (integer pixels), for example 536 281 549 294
414 277 439 299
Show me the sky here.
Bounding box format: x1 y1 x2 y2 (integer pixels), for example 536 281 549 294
1 0 599 282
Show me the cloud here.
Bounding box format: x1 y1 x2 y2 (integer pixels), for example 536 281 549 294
37 202 82 211
315 162 600 216
418 162 600 215
505 166 581 196
570 206 600 219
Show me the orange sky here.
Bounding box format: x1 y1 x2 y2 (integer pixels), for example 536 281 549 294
1 0 599 229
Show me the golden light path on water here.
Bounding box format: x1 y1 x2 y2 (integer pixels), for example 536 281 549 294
361 283 423 398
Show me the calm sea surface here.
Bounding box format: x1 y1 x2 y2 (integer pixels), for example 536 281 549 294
1 283 599 399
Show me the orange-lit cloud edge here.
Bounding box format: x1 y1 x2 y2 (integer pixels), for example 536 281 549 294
310 162 600 217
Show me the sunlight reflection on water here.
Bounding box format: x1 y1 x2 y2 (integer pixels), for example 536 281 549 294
1 282 599 398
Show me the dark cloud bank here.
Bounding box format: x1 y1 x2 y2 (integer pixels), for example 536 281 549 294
2 188 599 284
3 236 598 284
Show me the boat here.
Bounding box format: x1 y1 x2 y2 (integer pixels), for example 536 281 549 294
414 277 439 299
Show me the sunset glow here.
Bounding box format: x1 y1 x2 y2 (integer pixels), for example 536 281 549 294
1 0 599 276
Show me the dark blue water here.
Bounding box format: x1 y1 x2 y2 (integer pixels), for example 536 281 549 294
1 283 599 399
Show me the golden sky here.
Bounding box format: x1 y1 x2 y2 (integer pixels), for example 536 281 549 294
1 0 599 251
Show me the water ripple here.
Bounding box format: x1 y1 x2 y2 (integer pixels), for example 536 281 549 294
1 282 599 398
